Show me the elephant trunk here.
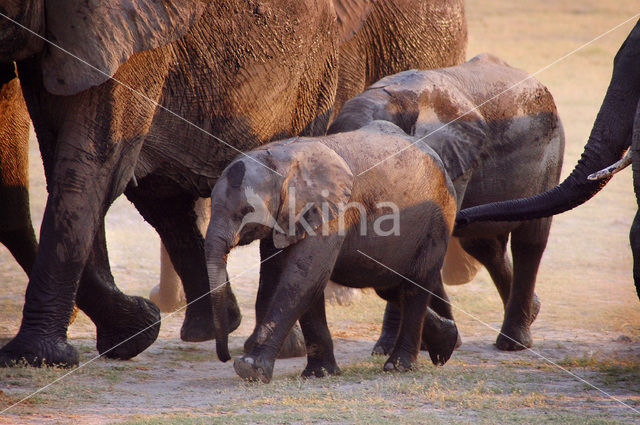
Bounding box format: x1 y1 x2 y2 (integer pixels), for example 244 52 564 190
457 22 640 226
205 228 236 363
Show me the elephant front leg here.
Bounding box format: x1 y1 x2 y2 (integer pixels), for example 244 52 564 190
244 237 306 359
125 189 241 343
0 143 140 367
76 221 160 360
236 237 340 383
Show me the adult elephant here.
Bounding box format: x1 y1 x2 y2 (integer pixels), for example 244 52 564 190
456 20 640 297
149 0 468 313
0 0 467 367
0 62 37 277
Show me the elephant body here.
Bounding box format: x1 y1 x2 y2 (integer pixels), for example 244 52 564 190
0 0 467 367
329 53 565 351
150 0 467 315
205 121 459 383
455 20 640 301
0 62 37 276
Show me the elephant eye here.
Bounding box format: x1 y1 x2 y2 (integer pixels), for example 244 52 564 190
240 206 255 216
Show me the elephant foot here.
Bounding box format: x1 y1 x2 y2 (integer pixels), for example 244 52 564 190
0 334 79 368
181 299 241 343
302 359 341 378
422 313 459 366
244 323 306 359
421 331 462 352
234 354 274 383
371 333 396 356
96 295 161 360
383 352 416 372
495 324 532 351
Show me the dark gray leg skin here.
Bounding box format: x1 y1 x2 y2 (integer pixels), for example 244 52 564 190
372 302 401 356
300 294 340 378
496 219 551 350
0 225 37 276
235 236 341 383
420 279 460 352
244 237 306 359
76 222 160 360
125 186 241 343
383 283 430 372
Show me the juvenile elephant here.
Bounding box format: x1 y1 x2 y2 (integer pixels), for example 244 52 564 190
0 62 37 277
0 0 467 367
205 120 459 383
329 53 565 351
149 0 468 315
456 20 640 300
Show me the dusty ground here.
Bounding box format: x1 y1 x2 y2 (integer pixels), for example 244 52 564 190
2 1 640 423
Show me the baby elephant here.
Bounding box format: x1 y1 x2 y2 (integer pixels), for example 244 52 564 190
205 120 458 383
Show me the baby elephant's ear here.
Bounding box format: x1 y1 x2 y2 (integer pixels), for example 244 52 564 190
272 141 354 249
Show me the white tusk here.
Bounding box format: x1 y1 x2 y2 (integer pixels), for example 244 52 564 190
587 149 632 180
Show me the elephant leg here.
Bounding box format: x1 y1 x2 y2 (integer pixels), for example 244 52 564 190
244 237 306 359
0 137 142 367
371 302 401 356
420 281 461 352
125 188 240 343
383 278 431 372
373 284 459 355
76 220 160 360
496 219 551 351
150 198 210 312
631 210 640 299
459 235 513 306
632 119 640 298
149 243 185 312
0 225 37 276
235 236 340 383
300 293 340 378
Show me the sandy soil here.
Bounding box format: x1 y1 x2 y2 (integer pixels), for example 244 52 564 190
1 1 640 424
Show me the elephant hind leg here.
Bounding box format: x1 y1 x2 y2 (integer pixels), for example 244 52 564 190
496 218 552 351
630 209 640 299
300 294 340 378
76 221 160 360
459 234 513 307
0 225 37 276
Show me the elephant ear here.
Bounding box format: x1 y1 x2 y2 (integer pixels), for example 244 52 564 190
270 140 354 249
413 91 488 182
332 0 374 43
42 0 204 96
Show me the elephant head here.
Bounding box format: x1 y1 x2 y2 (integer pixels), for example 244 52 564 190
205 140 354 361
0 0 203 95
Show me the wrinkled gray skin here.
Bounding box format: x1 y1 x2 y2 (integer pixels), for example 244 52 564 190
205 120 459 383
456 21 640 301
330 54 565 352
0 0 467 367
